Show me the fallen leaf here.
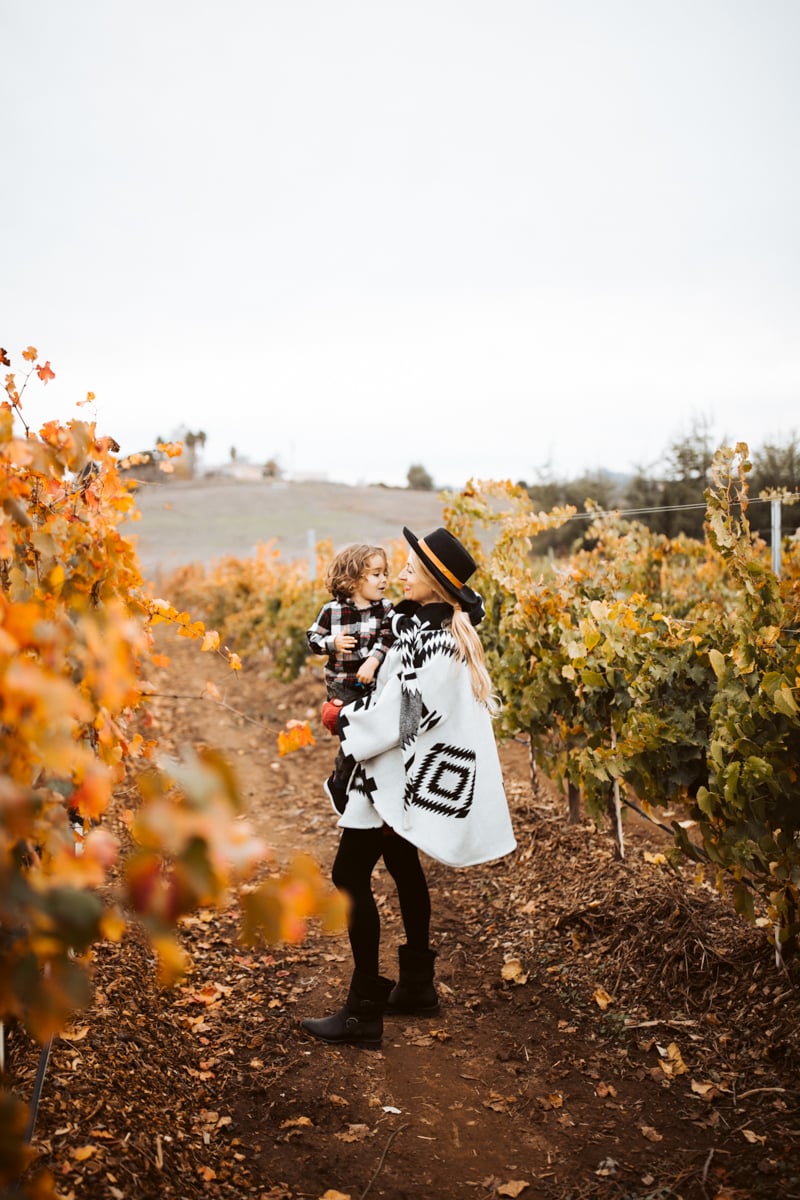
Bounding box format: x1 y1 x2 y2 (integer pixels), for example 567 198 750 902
536 1093 563 1111
280 1116 313 1129
72 1146 96 1161
640 1125 663 1143
595 1081 618 1099
661 1042 688 1076
335 1123 372 1143
320 1191 352 1200
742 1129 767 1145
497 1182 530 1198
690 1078 719 1099
484 1091 519 1113
592 986 614 1010
501 959 528 985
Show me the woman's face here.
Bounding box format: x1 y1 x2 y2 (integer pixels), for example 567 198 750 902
399 556 438 605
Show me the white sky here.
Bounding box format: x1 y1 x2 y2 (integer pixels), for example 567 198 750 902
4 0 799 489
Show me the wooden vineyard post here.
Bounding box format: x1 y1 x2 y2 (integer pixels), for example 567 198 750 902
567 780 581 825
527 731 540 800
608 722 625 860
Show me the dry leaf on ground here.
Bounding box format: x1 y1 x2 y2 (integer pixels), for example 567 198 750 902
335 1123 372 1143
501 959 528 984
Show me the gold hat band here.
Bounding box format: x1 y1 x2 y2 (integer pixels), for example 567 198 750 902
418 538 466 591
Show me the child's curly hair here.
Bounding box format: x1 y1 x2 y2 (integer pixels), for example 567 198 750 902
326 544 387 600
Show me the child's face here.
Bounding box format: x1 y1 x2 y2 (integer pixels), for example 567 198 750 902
352 554 388 606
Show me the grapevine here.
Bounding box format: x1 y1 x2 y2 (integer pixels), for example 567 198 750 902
0 347 343 1196
444 462 800 948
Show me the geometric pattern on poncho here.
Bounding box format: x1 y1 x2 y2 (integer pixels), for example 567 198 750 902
410 741 475 819
411 628 457 669
349 762 378 806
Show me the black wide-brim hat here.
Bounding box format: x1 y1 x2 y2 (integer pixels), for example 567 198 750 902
402 526 481 610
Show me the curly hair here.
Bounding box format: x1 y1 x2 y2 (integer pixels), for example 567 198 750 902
325 544 388 600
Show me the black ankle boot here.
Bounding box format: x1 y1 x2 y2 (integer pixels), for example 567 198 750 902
386 946 439 1016
301 970 394 1048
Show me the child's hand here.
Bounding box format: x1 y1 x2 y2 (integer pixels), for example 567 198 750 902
357 655 379 685
321 698 343 734
334 633 357 652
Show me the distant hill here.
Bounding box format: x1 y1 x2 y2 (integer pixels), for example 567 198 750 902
127 477 446 581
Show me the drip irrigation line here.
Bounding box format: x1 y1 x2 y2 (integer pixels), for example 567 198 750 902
621 795 676 840
23 1038 53 1143
10 1036 54 1195
620 796 758 894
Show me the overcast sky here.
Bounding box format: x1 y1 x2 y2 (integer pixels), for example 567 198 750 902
4 1 799 489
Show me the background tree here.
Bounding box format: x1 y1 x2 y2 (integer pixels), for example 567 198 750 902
263 456 283 479
525 468 624 554
183 429 206 478
748 433 800 539
407 462 434 490
622 418 715 540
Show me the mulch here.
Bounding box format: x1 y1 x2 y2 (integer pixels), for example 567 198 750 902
5 643 800 1200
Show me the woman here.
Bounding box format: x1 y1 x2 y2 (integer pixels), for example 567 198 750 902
301 526 516 1049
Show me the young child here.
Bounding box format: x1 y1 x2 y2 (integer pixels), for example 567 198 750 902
307 544 394 812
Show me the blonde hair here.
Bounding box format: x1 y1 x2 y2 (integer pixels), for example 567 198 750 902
410 553 499 713
326 544 387 600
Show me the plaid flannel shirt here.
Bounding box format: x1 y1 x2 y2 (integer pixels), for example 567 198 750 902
307 598 395 691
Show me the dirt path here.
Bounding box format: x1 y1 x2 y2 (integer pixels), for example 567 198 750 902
13 636 800 1200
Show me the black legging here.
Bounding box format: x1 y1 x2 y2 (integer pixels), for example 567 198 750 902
331 827 432 976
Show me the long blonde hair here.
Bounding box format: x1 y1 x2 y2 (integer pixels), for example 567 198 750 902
410 553 500 713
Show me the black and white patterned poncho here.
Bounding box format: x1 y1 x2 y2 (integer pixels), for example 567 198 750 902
337 602 516 868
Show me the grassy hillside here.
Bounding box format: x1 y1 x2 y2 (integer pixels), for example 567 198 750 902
127 477 446 579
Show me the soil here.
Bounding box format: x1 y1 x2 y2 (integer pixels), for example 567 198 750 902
9 635 800 1200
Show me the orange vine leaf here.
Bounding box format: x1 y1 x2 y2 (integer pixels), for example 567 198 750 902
36 360 55 383
277 719 315 756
